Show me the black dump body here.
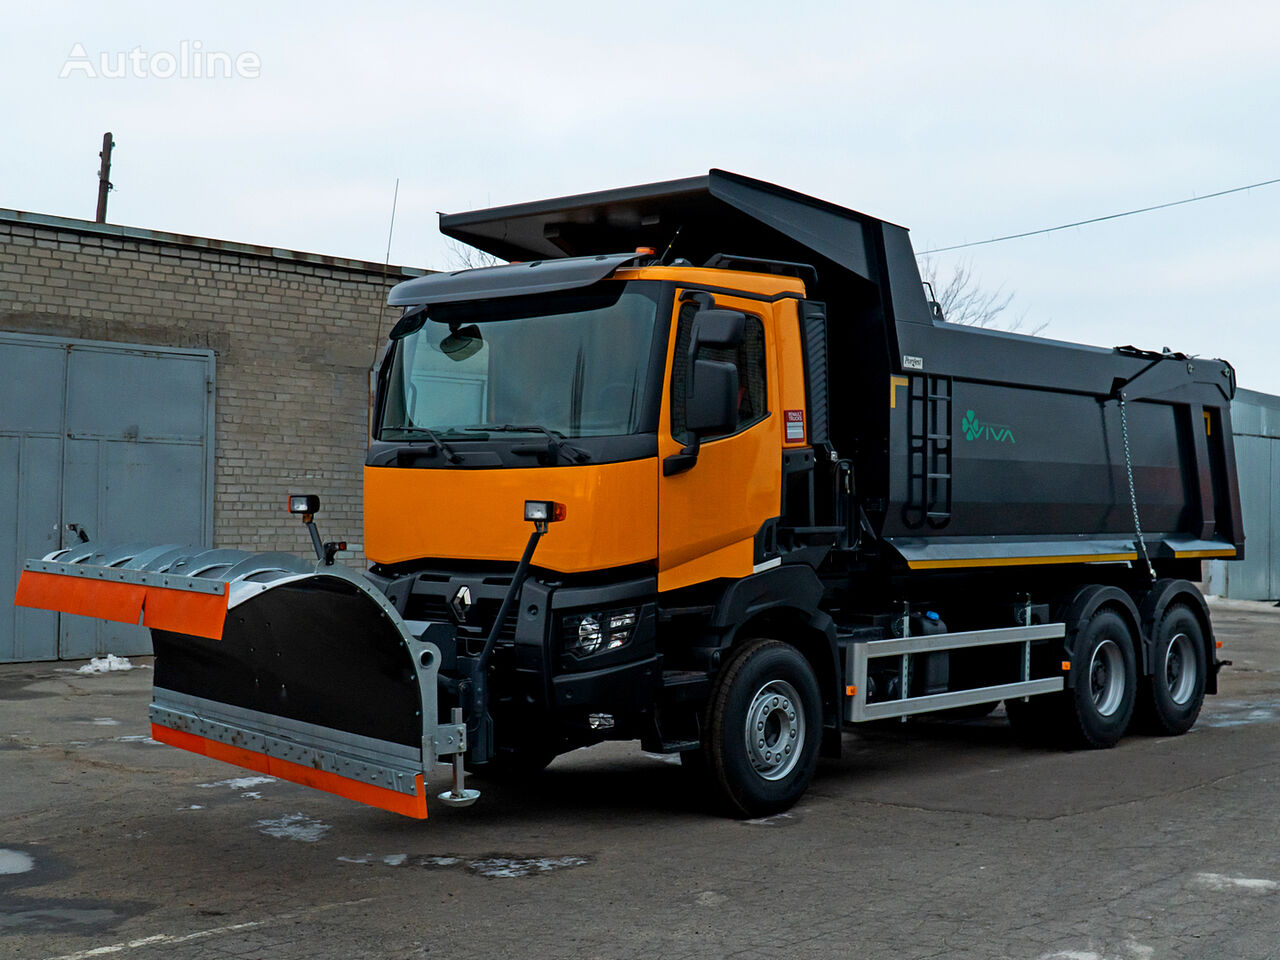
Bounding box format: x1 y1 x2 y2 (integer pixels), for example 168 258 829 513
441 170 1243 574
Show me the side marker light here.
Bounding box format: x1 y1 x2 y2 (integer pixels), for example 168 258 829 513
1061 661 1072 671
845 685 857 697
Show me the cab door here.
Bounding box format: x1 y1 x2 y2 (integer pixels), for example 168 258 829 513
657 291 783 592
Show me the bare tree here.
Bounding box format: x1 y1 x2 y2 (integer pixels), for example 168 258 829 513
918 258 1047 335
444 237 503 270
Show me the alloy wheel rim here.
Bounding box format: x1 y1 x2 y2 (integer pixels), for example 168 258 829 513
1089 639 1125 717
1164 632 1197 705
744 680 804 781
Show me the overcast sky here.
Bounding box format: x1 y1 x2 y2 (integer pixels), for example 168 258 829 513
4 2 1278 393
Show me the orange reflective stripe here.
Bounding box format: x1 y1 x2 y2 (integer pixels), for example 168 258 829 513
152 723 429 820
142 587 228 640
14 570 229 640
15 570 145 623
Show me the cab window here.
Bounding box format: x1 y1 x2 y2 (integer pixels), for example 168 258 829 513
670 301 768 445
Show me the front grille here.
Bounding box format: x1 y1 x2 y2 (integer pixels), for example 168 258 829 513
407 596 452 622
405 593 518 641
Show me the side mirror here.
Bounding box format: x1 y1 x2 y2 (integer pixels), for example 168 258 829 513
441 323 483 361
686 359 739 435
664 358 741 477
664 303 749 477
687 306 746 396
691 308 746 352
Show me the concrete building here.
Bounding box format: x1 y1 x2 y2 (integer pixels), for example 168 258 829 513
0 208 425 662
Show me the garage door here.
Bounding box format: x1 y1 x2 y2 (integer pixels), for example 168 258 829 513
0 333 214 662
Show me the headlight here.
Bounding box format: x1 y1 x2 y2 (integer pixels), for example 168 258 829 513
562 607 638 658
576 615 603 655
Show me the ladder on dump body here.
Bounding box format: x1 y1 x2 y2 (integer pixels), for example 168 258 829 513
905 374 953 528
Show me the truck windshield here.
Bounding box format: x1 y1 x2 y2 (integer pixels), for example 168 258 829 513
379 282 660 440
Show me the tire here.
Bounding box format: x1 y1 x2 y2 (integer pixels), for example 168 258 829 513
704 638 822 817
1136 604 1207 735
1054 608 1138 748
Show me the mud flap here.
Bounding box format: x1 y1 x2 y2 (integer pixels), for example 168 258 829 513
16 544 453 819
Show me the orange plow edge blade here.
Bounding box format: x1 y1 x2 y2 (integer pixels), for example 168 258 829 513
152 724 429 819
15 569 229 641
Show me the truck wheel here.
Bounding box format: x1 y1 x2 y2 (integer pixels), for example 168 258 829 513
1137 604 1206 735
1058 609 1138 748
704 638 821 817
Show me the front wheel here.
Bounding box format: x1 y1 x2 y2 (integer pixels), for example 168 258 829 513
704 639 822 817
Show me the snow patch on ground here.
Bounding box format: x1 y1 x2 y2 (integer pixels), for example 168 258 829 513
257 813 330 843
469 856 588 878
180 805 205 811
198 776 277 790
113 734 161 744
1194 872 1278 892
76 654 144 674
337 852 588 877
87 717 120 726
744 812 794 826
1038 943 1157 960
640 751 683 765
0 849 35 875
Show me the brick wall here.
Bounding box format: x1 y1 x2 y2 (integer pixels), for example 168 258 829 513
0 213 426 568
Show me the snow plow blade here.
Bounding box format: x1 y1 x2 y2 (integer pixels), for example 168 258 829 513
15 544 455 819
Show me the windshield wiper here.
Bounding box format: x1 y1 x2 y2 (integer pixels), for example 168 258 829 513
388 426 462 463
465 424 591 463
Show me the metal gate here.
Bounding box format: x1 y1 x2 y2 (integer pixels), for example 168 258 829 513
0 333 214 662
1207 388 1280 601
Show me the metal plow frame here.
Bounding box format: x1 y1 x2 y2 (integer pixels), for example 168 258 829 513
15 543 463 819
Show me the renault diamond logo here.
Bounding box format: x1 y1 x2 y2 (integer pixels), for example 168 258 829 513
450 585 472 621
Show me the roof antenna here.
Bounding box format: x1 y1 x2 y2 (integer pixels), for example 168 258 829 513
657 224 683 265
371 178 400 365
367 179 401 445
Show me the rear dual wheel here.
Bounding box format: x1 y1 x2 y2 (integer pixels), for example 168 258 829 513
1137 604 1206 735
1008 608 1138 749
1062 608 1139 747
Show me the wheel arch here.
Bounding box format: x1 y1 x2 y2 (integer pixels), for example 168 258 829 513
1056 584 1143 690
707 566 841 758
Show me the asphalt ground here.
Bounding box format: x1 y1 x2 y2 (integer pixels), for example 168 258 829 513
2 598 1278 960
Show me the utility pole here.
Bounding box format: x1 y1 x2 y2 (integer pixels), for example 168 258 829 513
95 132 114 223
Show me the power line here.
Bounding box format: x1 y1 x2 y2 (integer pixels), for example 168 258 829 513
919 176 1280 255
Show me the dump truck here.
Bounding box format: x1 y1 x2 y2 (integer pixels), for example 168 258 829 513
15 170 1242 819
